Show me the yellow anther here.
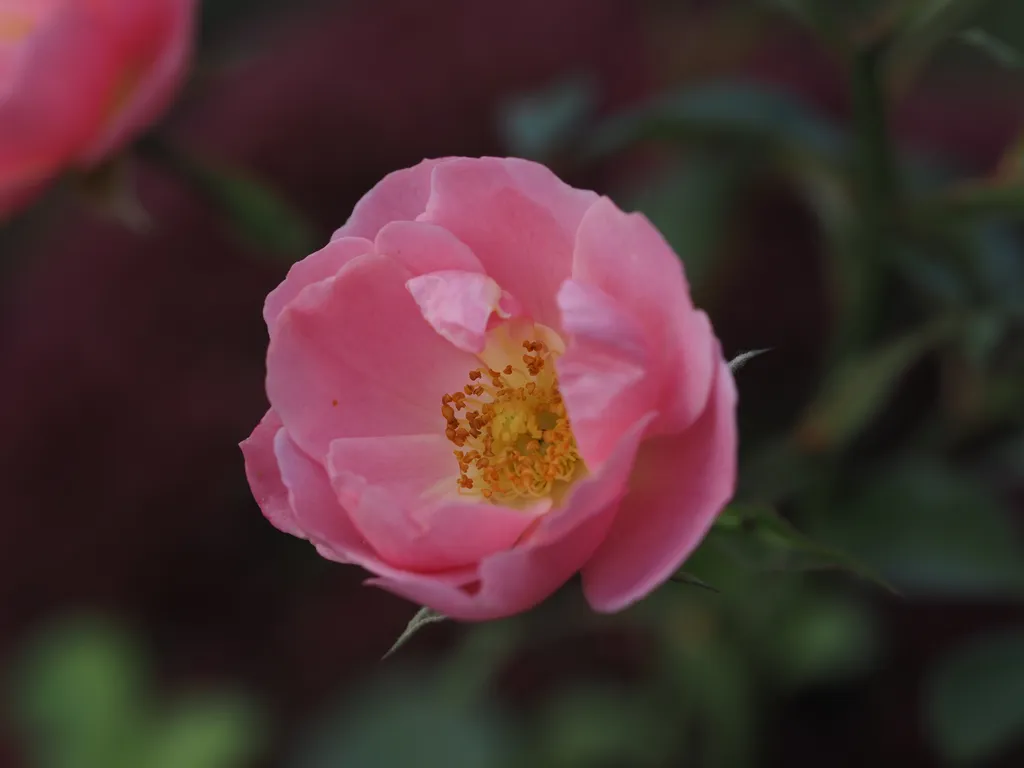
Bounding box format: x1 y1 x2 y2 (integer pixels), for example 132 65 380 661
441 337 582 502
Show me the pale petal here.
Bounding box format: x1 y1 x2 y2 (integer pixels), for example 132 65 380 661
239 409 301 536
407 271 518 354
263 236 373 334
572 197 715 433
332 158 447 241
329 448 548 572
375 219 483 274
422 157 598 329
266 252 477 460
556 279 652 466
582 359 738 612
367 413 655 620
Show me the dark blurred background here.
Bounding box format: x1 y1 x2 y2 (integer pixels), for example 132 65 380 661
2 1 1023 766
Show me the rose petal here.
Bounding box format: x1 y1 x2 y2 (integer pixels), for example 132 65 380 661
407 270 518 354
582 358 737 613
422 157 598 330
239 409 302 536
77 0 196 165
556 279 651 466
273 426 363 553
332 158 447 241
375 219 483 274
327 433 459 501
329 437 549 571
0 6 117 200
263 236 374 334
573 197 715 433
367 413 655 620
267 252 478 460
273 428 479 588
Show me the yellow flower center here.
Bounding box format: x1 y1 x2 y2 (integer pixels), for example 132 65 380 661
441 338 581 502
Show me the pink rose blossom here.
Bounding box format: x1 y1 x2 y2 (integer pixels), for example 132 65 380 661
0 0 195 217
242 157 737 620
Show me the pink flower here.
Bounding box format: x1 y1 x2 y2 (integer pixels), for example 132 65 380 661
242 157 737 620
0 0 195 217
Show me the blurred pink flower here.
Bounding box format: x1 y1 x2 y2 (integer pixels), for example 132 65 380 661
242 157 737 620
0 0 195 217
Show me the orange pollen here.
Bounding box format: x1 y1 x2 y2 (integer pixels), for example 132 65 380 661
441 338 581 501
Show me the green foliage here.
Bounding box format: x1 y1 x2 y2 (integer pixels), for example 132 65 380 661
708 505 894 591
530 686 672 768
10 616 265 768
796 319 956 450
580 82 845 169
498 76 597 163
137 137 321 262
815 460 1024 598
291 672 511 768
957 28 1024 67
925 628 1024 763
12 617 150 768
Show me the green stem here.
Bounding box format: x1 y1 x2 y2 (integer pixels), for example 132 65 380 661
136 134 321 262
832 40 900 359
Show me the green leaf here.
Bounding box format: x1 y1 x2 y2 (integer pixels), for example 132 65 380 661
137 137 320 261
11 616 150 768
815 460 1024 598
143 694 265 768
710 504 895 592
767 594 879 687
796 318 955 451
669 571 719 593
928 181 1024 221
925 628 1024 763
958 27 1024 67
498 75 596 162
382 606 447 660
534 687 672 768
890 0 996 83
291 673 509 768
579 82 844 167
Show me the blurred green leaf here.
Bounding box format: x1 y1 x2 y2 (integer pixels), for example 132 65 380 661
137 137 321 261
891 0 996 83
957 27 1024 66
926 181 1024 221
292 673 509 768
763 0 845 49
580 82 845 168
767 593 879 687
817 460 1024 598
144 694 265 768
533 687 672 768
658 627 755 768
796 318 956 450
669 571 720 593
925 628 1024 763
382 606 447 660
965 223 1024 310
11 616 150 768
498 76 596 162
711 504 894 591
